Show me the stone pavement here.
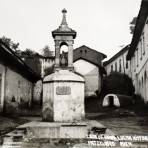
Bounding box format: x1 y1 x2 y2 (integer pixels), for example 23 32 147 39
0 117 114 148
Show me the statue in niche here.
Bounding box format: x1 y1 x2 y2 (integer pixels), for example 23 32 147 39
60 51 68 67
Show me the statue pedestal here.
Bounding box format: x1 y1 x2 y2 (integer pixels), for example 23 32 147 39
42 70 85 122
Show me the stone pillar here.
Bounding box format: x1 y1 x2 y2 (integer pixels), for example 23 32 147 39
68 44 73 67
55 45 60 67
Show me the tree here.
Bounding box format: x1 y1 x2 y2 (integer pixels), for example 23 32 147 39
0 36 19 51
129 17 137 34
41 45 53 57
22 48 36 56
21 48 41 75
99 72 135 101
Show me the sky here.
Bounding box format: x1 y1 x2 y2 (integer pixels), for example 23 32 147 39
0 0 142 60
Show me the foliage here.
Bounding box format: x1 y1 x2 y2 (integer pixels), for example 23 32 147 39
22 48 36 56
129 17 137 34
85 95 101 113
131 94 148 115
24 53 41 76
44 65 54 76
100 72 135 99
0 36 19 51
41 45 53 57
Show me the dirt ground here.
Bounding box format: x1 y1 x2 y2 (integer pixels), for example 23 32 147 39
98 116 148 135
1 112 148 147
1 107 148 146
0 115 28 144
87 108 148 135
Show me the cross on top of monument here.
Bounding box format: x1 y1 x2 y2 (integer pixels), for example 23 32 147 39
60 8 68 27
62 8 67 13
52 9 77 70
52 9 76 38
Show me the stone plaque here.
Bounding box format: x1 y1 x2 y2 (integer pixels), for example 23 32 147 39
56 86 71 95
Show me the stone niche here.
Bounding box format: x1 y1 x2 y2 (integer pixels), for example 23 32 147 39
42 70 85 122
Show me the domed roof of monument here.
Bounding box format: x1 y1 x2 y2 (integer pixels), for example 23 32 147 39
44 70 84 82
52 9 76 39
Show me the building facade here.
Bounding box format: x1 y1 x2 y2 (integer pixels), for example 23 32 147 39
73 45 106 96
0 40 40 114
104 45 131 77
22 45 106 97
127 0 148 102
40 56 54 77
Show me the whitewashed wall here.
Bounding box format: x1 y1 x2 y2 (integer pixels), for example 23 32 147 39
130 16 148 102
41 58 54 77
0 64 5 112
73 59 100 96
105 50 131 77
0 62 33 114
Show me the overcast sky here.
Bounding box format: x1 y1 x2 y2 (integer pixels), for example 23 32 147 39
0 0 142 59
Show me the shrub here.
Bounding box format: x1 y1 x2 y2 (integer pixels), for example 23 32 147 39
99 72 135 101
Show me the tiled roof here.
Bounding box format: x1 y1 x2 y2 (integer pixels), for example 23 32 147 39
127 0 148 60
73 45 107 66
103 45 130 66
0 40 41 82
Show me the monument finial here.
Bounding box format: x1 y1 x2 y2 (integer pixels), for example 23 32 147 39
61 8 68 26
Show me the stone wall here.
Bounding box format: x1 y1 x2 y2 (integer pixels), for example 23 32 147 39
33 80 42 105
4 67 33 114
0 64 5 112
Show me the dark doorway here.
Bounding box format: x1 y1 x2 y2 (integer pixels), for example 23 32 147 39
0 74 1 102
109 96 114 107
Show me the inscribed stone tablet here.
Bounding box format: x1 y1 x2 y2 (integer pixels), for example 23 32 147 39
56 86 71 95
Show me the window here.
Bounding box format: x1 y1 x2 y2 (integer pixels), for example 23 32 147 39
115 62 117 71
140 39 142 60
134 54 136 72
0 74 1 103
136 48 138 67
142 33 145 55
145 71 147 79
142 77 144 89
126 61 128 69
119 59 121 72
111 65 113 72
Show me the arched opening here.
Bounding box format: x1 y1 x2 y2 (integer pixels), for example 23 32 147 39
109 96 114 107
102 94 120 108
60 44 68 53
60 43 68 67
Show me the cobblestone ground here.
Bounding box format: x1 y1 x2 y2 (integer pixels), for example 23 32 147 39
98 116 148 135
1 112 148 147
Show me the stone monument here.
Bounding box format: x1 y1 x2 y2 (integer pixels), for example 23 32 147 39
42 9 85 122
0 10 111 144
